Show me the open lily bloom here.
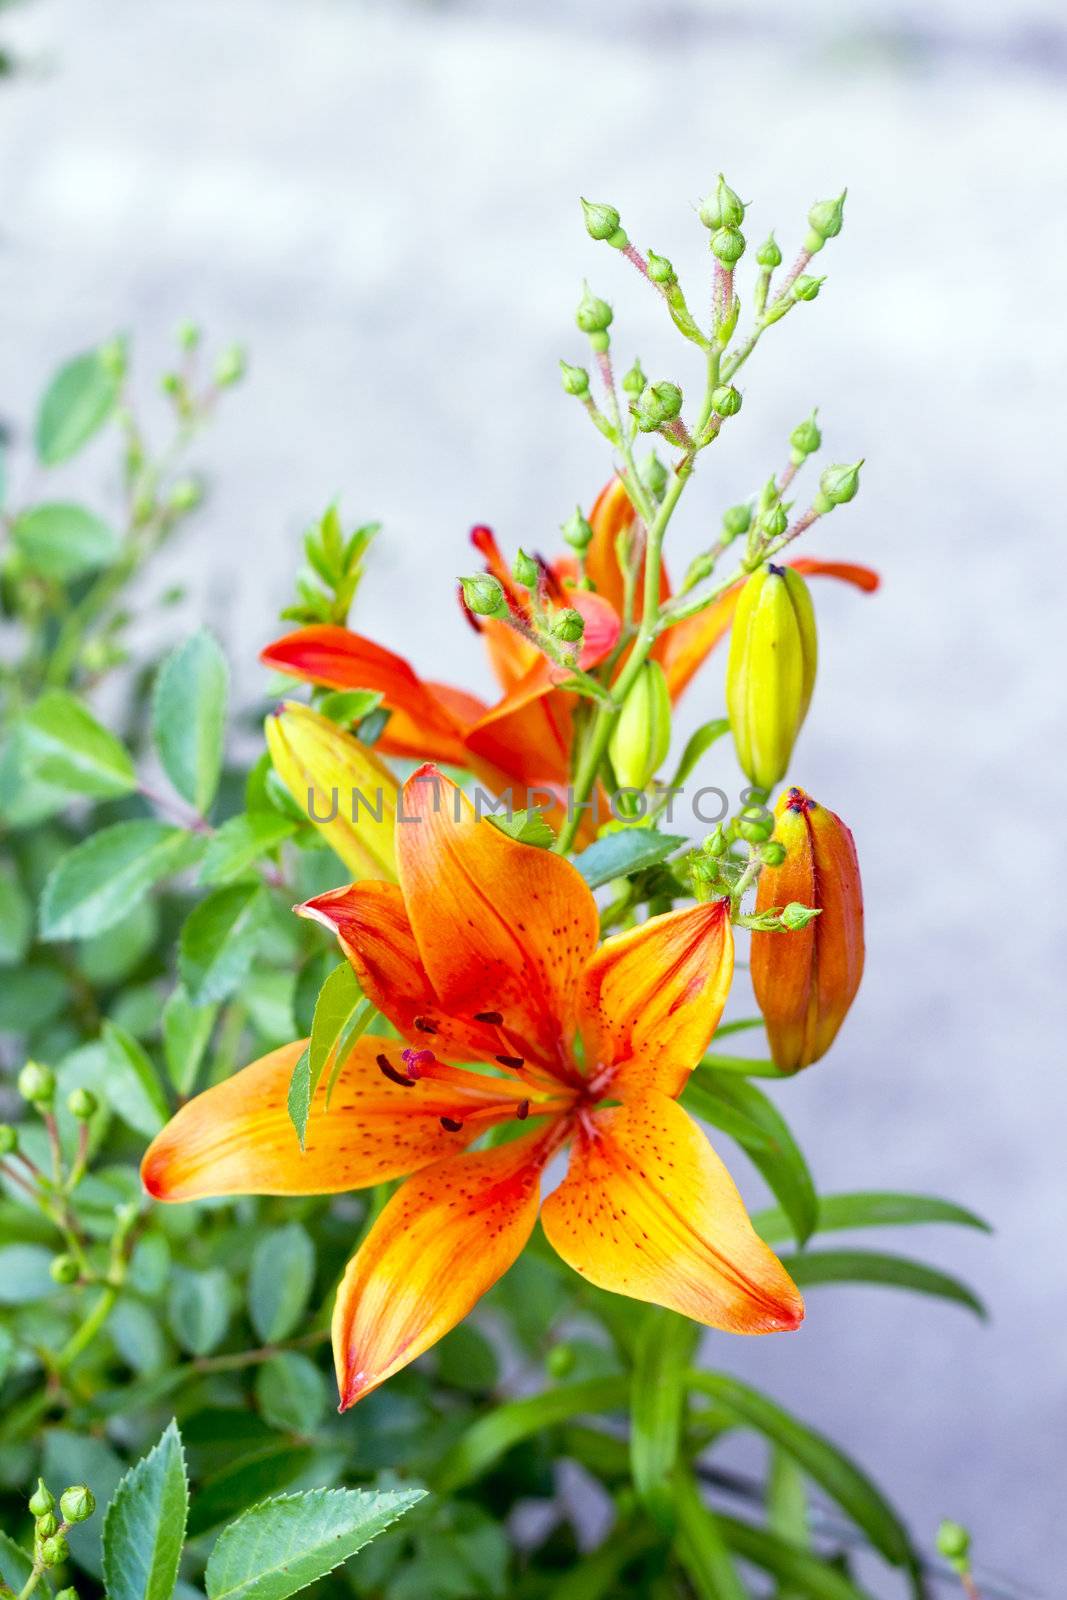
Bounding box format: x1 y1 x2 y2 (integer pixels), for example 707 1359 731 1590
142 766 803 1410
260 478 879 810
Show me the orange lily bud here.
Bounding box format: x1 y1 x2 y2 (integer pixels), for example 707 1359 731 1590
725 564 817 791
265 701 398 881
750 786 863 1071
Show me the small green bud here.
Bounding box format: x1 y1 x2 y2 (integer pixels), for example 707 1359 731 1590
39 1534 69 1568
60 1486 96 1524
214 344 247 386
562 507 594 552
646 249 676 286
761 840 787 867
699 174 745 231
705 824 729 858
0 1124 18 1156
641 451 669 501
177 319 201 350
580 197 626 248
792 274 825 302
28 1480 55 1517
722 503 753 540
546 1343 576 1379
513 548 539 589
575 282 613 335
814 460 863 513
711 384 742 417
806 190 846 250
36 1511 59 1539
168 477 202 511
66 1087 98 1122
18 1060 55 1105
634 381 683 432
98 338 126 380
790 410 821 461
782 902 822 931
559 359 590 397
935 1521 971 1569
684 553 714 589
649 381 682 420
710 226 746 266
55 1589 80 1600
737 807 775 844
459 574 509 619
160 371 182 396
50 1254 80 1286
756 234 783 269
763 501 789 538
551 608 585 645
621 359 646 398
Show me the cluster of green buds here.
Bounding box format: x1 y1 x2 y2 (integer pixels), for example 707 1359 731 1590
24 1477 95 1584
632 380 683 436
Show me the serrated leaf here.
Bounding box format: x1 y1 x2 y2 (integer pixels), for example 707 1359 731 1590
36 346 120 464
781 1250 987 1318
487 808 557 848
204 1486 425 1600
0 1530 34 1589
12 503 119 581
753 1190 992 1245
20 690 136 797
102 1419 189 1600
101 1020 170 1136
169 1267 232 1355
248 1224 316 1343
179 882 270 1003
683 1072 817 1246
153 630 229 814
39 820 203 940
199 813 297 885
162 985 218 1095
572 828 687 889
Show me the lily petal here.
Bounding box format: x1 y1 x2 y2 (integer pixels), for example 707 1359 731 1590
541 1091 803 1334
395 767 599 1077
581 900 734 1098
141 1038 482 1202
333 1130 546 1408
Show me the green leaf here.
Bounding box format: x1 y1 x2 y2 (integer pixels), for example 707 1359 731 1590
255 1352 328 1435
109 1298 170 1375
161 985 218 1095
754 1190 992 1246
199 813 297 885
630 1308 697 1529
153 629 229 814
40 820 202 940
434 1376 630 1492
20 690 136 798
248 1224 316 1343
782 1250 987 1318
169 1267 232 1355
102 1420 189 1600
317 689 385 724
288 965 375 1148
0 1530 33 1590
12 503 119 581
672 1471 747 1600
0 865 32 966
204 1486 425 1600
101 1021 170 1136
36 346 120 464
669 717 731 788
699 1052 787 1078
687 1372 914 1568
179 882 270 1004
716 1515 877 1600
487 808 558 848
0 1243 57 1303
682 1073 817 1246
573 828 687 889
187 1448 341 1540
79 896 158 985
711 1017 765 1039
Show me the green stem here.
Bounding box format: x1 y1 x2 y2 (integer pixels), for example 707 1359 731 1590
56 1284 117 1371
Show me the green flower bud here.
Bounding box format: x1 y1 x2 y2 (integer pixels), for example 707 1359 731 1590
756 234 783 269
763 501 789 538
705 824 729 858
66 1088 98 1122
546 1342 576 1379
580 197 627 249
621 359 646 398
935 1521 971 1568
36 1511 59 1539
711 384 742 417
722 503 753 540
55 1589 80 1600
214 344 247 386
575 283 613 335
650 381 682 420
168 478 202 512
790 410 821 462
698 174 745 231
177 320 201 350
459 574 509 619
50 1254 80 1286
562 507 594 551
641 451 669 501
609 661 672 792
646 250 676 286
813 460 863 514
59 1486 96 1524
559 360 590 397
806 189 846 250
782 901 822 931
761 840 787 867
39 1534 69 1568
160 372 182 397
28 1480 55 1517
98 338 127 381
18 1060 55 1105
0 1124 18 1156
737 806 775 844
552 608 585 645
792 274 825 302
634 381 683 432
513 548 539 589
684 553 714 589
710 226 746 266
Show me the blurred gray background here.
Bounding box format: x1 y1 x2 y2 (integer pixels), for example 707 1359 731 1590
2 0 1065 1593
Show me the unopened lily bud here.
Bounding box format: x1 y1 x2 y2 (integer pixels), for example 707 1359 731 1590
214 344 247 386
699 175 745 231
813 460 863 513
0 1124 18 1156
513 549 539 589
763 500 789 538
752 787 864 1070
29 1480 55 1517
621 359 646 397
936 1521 971 1570
806 190 846 253
562 507 594 551
722 504 753 541
19 1060 55 1105
39 1535 69 1568
711 385 742 417
711 226 746 266
761 840 787 867
646 250 676 286
50 1254 80 1285
576 283 613 336
737 806 774 844
726 565 817 791
67 1088 98 1121
790 411 821 463
265 702 398 881
552 608 585 645
559 360 590 397
756 234 783 269
792 274 825 302
459 573 509 618
609 662 672 792
60 1486 95 1524
705 824 729 858
641 451 669 500
581 197 628 249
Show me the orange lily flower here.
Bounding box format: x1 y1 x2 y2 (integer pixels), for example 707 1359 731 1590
260 482 878 810
142 767 803 1410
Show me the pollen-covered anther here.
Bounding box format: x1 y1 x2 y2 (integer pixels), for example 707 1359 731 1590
401 1048 437 1080
496 1054 525 1069
376 1053 415 1088
413 1016 439 1034
439 1116 464 1132
474 1010 504 1025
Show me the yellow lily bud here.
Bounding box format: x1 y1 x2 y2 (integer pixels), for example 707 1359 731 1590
609 661 672 792
265 701 398 881
725 564 817 791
